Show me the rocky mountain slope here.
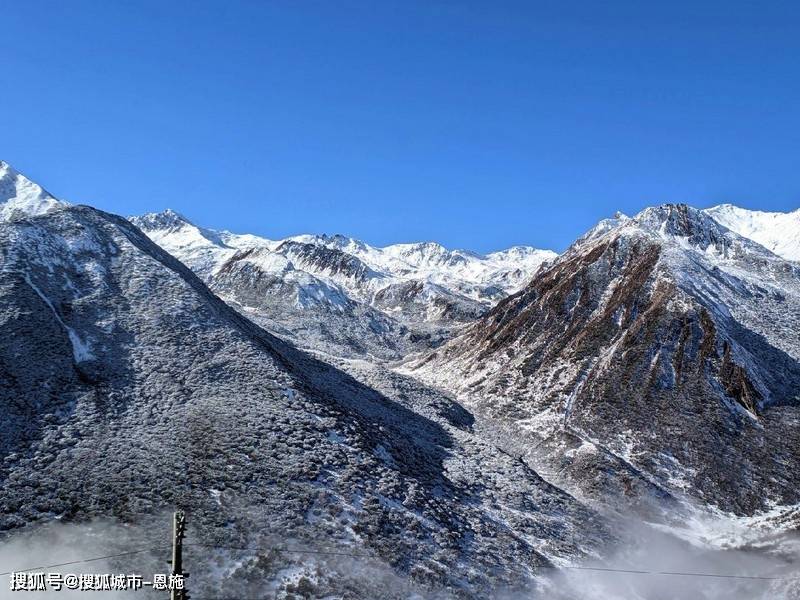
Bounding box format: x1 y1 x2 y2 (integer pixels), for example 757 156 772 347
705 203 800 262
0 172 607 598
409 204 800 518
130 210 555 359
3 163 798 598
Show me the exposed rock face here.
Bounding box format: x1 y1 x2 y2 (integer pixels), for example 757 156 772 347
410 204 800 515
274 240 381 285
0 204 607 598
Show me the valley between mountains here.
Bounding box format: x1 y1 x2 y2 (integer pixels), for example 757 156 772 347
1 159 798 599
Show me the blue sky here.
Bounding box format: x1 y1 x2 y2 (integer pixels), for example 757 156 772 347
3 1 799 253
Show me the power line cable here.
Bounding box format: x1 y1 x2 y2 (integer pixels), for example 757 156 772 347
190 544 798 581
557 565 787 581
0 546 171 576
1 542 796 583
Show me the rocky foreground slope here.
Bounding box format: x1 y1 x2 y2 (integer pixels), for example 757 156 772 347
0 172 605 598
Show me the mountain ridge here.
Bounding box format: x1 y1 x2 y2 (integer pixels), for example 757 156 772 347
407 203 800 515
704 203 800 262
129 208 557 358
131 208 557 278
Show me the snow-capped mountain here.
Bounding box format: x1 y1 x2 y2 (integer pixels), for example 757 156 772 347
4 162 799 598
0 160 65 221
130 209 556 358
704 203 800 262
0 185 610 598
409 204 800 516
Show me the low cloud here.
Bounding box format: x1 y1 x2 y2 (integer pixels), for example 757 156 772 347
542 515 800 600
1 509 797 599
0 518 168 600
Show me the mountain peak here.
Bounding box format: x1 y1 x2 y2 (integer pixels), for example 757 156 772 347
486 245 557 265
704 204 800 262
320 233 369 252
130 208 193 232
633 203 708 234
593 203 776 262
575 203 798 264
0 160 65 221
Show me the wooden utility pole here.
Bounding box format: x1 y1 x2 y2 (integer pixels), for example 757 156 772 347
170 510 188 600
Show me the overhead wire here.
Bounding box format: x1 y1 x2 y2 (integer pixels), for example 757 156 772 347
0 546 171 577
1 542 796 582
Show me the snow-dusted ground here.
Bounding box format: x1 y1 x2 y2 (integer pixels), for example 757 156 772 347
402 203 800 596
705 203 800 262
129 210 556 359
0 198 606 598
0 160 65 221
2 161 799 598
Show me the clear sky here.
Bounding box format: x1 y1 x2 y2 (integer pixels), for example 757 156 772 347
3 1 799 253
